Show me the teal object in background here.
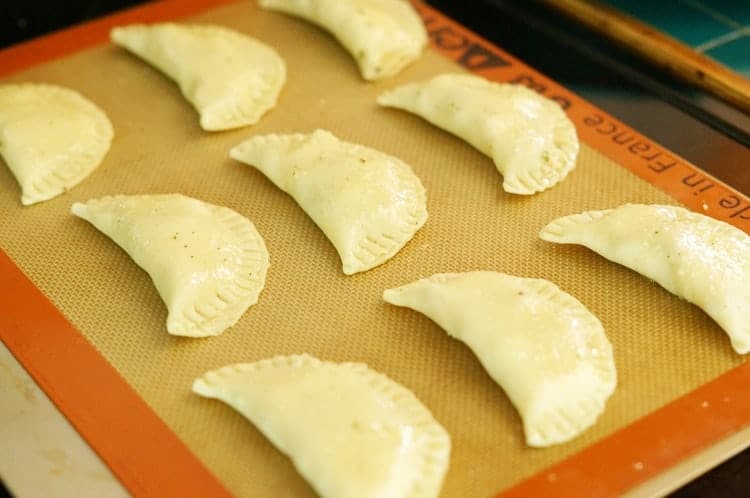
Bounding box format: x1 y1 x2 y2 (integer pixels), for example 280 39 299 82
602 0 750 78
698 0 750 25
706 36 750 77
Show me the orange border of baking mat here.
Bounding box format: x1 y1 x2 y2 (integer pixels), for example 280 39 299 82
0 250 232 498
413 2 750 234
0 0 234 77
1 1 749 497
0 1 234 496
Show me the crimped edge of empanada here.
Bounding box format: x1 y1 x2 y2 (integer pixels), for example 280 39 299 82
539 203 750 354
0 83 113 205
168 202 269 337
111 23 286 131
231 129 428 275
258 0 426 81
193 354 451 498
518 278 616 447
384 271 617 447
71 194 269 337
336 140 427 274
378 74 579 195
498 86 579 195
185 25 286 131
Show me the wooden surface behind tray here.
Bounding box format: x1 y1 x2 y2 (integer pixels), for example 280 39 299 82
544 0 750 114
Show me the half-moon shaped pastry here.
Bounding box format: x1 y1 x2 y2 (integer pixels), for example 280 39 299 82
540 203 750 354
378 74 579 195
111 23 286 131
230 129 427 275
72 194 269 337
383 271 616 447
0 83 113 205
193 354 450 498
259 0 427 80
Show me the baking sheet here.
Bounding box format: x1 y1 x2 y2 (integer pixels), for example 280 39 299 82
0 1 748 497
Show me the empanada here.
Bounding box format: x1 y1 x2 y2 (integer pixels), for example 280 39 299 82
72 194 269 337
111 23 285 131
193 354 450 498
378 74 579 195
0 83 113 205
230 129 427 274
540 204 750 354
383 271 616 447
258 0 426 80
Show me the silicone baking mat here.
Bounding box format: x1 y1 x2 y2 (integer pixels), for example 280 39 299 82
1 1 749 497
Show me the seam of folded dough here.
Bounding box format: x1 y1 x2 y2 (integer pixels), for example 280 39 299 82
0 83 113 205
259 0 427 80
378 74 579 195
193 354 451 498
384 271 616 447
516 278 616 445
540 203 750 354
230 129 427 275
169 204 269 336
72 194 269 337
111 23 286 131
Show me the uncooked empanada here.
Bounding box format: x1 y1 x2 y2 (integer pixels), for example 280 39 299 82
259 0 426 80
111 23 285 131
383 271 616 447
0 83 113 205
378 74 579 195
193 354 450 498
540 203 750 354
72 194 269 337
230 129 427 274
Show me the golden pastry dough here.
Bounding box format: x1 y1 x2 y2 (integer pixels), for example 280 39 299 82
0 83 113 205
384 271 616 447
193 354 450 498
111 23 285 131
230 129 427 274
72 194 269 337
259 0 426 80
378 74 579 195
540 203 750 354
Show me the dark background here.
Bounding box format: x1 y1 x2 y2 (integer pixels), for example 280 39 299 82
1 0 143 47
1 1 747 497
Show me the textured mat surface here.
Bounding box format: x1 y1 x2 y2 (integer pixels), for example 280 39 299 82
0 2 745 497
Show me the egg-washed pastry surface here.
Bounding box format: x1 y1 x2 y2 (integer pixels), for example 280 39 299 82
384 271 617 447
4 1 748 495
258 0 426 81
111 23 285 131
378 73 579 195
231 129 427 275
72 194 269 337
193 354 451 498
0 83 113 206
540 204 750 354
